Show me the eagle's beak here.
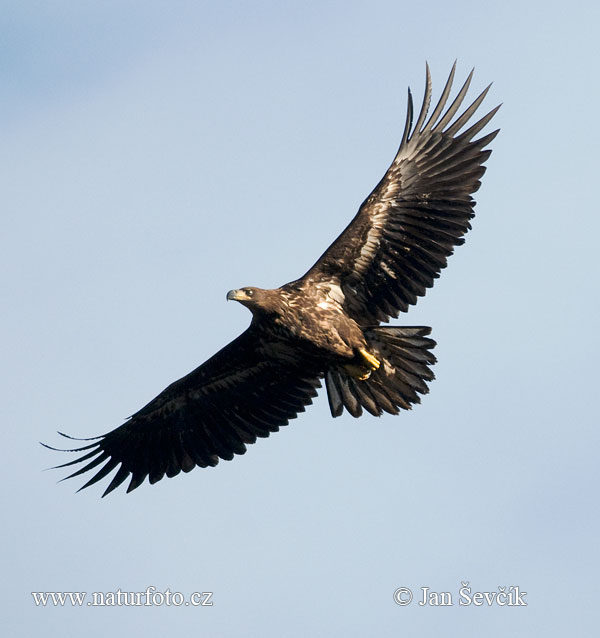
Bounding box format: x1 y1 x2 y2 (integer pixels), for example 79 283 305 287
226 289 242 301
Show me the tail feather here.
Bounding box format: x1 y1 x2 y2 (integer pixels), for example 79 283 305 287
325 326 436 418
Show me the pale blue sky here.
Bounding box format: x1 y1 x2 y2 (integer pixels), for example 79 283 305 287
3 1 599 636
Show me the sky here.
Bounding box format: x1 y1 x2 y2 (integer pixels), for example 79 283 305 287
3 1 599 636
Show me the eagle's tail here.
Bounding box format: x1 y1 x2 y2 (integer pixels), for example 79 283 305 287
325 326 437 418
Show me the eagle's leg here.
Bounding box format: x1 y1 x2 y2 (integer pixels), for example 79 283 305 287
358 347 380 371
343 348 381 381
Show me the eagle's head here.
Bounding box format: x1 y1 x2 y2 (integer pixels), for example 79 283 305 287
226 287 282 317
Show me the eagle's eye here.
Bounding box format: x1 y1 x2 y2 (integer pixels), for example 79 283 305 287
244 288 254 297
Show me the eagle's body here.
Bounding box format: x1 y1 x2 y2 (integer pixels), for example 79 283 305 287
242 283 366 360
47 63 499 496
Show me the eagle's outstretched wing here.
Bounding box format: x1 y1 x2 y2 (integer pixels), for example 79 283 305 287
302 63 500 324
45 327 322 496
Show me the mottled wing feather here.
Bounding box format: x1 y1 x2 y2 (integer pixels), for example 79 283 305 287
303 63 500 324
46 326 322 496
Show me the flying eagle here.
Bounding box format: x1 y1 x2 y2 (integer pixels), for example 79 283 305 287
46 63 499 496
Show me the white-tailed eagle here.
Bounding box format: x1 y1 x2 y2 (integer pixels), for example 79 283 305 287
45 63 500 496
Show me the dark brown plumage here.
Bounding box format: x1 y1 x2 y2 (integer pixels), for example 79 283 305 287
45 63 499 496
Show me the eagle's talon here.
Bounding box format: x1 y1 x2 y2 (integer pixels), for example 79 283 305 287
358 348 380 371
343 363 372 381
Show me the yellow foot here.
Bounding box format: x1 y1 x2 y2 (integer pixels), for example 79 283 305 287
358 348 380 371
343 363 372 381
343 348 380 381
